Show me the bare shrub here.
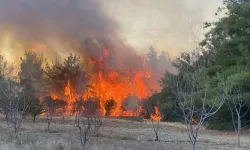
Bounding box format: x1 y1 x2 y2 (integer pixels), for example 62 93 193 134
227 84 249 148
0 80 33 134
42 96 67 132
171 51 229 150
74 98 102 150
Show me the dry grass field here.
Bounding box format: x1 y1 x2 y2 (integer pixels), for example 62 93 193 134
0 116 249 150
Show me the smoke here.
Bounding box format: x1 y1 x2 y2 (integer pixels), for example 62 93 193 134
0 0 117 40
102 0 223 57
0 0 142 69
0 0 176 96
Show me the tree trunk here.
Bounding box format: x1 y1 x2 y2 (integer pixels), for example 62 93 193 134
47 122 50 132
14 122 17 134
62 115 65 124
77 126 85 149
155 134 159 141
192 141 196 150
33 115 36 122
237 116 241 148
238 134 240 148
5 114 8 123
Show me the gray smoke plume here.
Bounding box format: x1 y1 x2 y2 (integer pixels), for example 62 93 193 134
0 0 116 41
0 0 144 71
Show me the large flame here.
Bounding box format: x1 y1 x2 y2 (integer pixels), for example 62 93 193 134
64 80 78 114
54 48 156 117
85 48 153 116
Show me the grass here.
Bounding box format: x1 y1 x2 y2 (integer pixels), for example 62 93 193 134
0 116 248 150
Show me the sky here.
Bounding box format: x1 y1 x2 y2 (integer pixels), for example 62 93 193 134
101 0 223 57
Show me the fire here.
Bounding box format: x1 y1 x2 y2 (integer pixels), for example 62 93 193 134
45 49 159 117
150 106 162 121
135 105 144 116
134 71 149 99
50 93 58 100
121 110 134 117
64 80 71 96
84 48 155 116
64 80 78 114
120 106 145 117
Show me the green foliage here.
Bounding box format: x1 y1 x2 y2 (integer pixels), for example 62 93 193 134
200 1 250 130
202 2 250 67
206 106 234 130
17 52 45 118
19 52 44 93
29 98 43 119
45 53 86 95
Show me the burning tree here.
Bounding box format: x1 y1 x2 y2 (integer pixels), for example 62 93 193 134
45 53 84 92
104 99 117 116
45 53 87 115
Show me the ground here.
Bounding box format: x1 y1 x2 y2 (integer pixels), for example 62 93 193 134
0 116 249 150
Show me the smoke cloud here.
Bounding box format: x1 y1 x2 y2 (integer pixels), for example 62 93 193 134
102 0 222 57
0 0 143 70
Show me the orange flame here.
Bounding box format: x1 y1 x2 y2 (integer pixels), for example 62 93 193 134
64 80 71 96
85 48 154 116
150 106 162 121
51 93 58 100
50 48 158 117
121 110 134 117
64 80 78 114
135 105 144 116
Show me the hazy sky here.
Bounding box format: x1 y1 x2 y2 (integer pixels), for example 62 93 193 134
101 0 223 57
